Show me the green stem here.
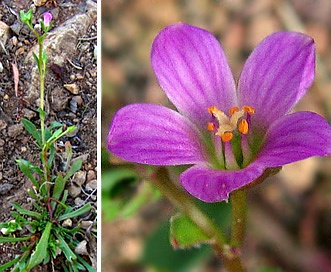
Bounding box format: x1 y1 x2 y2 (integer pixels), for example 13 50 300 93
151 167 245 272
37 38 49 194
230 189 247 248
152 167 226 244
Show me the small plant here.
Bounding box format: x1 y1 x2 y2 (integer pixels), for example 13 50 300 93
0 10 96 271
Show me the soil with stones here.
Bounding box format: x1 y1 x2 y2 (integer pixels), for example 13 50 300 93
0 0 97 270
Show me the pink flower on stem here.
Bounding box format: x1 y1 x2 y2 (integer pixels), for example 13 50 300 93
43 12 52 27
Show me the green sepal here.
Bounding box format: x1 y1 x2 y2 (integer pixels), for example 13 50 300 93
20 10 33 25
27 221 52 270
170 213 211 249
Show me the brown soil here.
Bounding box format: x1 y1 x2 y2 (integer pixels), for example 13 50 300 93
0 0 97 271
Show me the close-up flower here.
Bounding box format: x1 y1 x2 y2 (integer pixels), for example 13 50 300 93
107 23 331 203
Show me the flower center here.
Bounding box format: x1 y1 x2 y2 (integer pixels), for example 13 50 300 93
206 105 255 170
207 105 255 142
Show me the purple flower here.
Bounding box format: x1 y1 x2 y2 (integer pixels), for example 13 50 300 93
107 23 331 202
43 12 52 27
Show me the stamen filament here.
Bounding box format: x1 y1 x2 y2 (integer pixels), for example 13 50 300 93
224 141 239 170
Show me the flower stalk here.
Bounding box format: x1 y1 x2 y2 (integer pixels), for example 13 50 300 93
230 189 247 248
20 10 53 194
151 167 245 271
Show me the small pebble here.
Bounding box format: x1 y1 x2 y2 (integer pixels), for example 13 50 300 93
74 197 85 206
8 124 23 138
74 170 86 186
64 83 79 94
62 218 72 227
75 240 88 255
0 183 13 195
87 170 96 182
68 184 81 198
86 179 97 192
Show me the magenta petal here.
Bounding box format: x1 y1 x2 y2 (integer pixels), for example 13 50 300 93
151 23 236 129
180 164 264 203
107 103 206 165
238 32 315 128
256 111 331 167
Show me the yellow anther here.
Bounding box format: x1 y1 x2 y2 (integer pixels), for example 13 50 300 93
221 132 233 142
229 107 239 115
242 105 255 114
207 122 215 131
208 106 218 115
238 119 249 134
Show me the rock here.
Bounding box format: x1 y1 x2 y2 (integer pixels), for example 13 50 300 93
62 218 72 227
0 62 3 72
0 183 13 195
87 170 96 182
74 170 86 186
74 197 85 206
25 0 97 103
81 221 93 228
8 124 24 138
75 240 88 255
22 108 37 120
33 0 47 6
68 184 81 198
50 87 70 111
10 22 22 36
72 95 83 106
0 21 10 52
64 83 79 95
86 179 97 192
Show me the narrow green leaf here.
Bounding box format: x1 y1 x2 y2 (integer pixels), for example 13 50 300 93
11 202 41 220
46 127 63 144
21 118 42 146
58 203 91 221
32 52 41 75
0 255 20 270
48 144 56 166
64 159 82 182
77 255 96 272
170 213 211 249
0 235 32 243
55 232 77 262
51 173 65 211
27 221 52 270
49 121 63 130
16 159 40 189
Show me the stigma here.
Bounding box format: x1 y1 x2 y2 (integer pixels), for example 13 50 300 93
207 105 255 142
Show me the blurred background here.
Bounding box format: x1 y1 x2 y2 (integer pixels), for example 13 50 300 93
101 0 331 271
